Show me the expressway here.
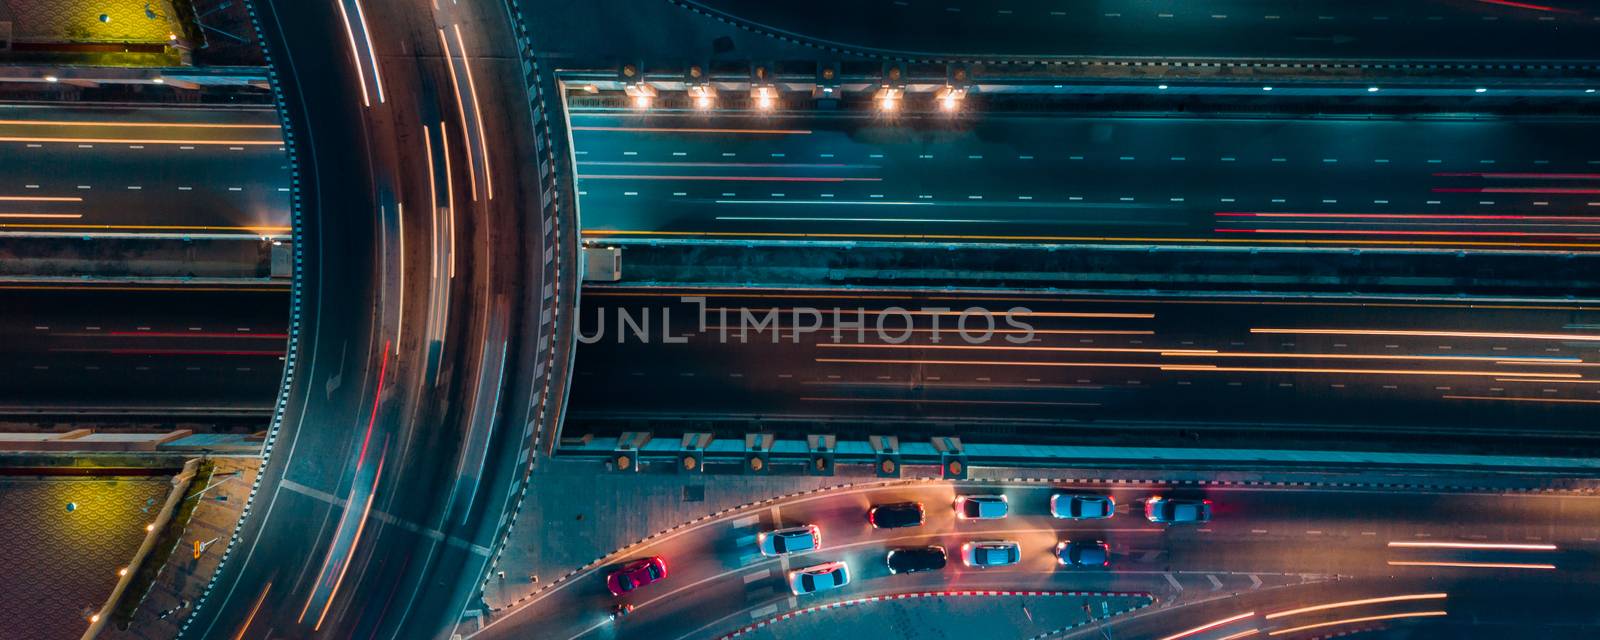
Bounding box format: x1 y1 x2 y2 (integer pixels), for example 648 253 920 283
0 104 289 236
0 286 287 415
672 0 1600 61
567 287 1600 441
574 109 1600 252
473 479 1600 640
177 0 559 637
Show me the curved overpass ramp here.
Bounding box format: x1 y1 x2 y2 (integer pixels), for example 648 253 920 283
179 0 575 638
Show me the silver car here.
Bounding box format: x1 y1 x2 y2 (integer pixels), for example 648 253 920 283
1051 492 1115 520
954 494 1009 520
962 540 1021 568
759 524 821 557
789 561 850 595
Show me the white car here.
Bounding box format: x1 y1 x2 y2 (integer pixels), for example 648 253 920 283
1051 493 1115 520
789 561 850 595
954 494 1009 520
961 540 1021 568
758 524 821 557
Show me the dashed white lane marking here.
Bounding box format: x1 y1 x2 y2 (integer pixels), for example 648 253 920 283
733 515 760 528
743 569 770 584
1252 529 1268 534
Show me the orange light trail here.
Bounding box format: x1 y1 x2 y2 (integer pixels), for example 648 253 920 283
579 288 1600 312
453 24 491 200
1388 541 1555 551
233 582 272 640
718 307 1153 319
0 196 83 202
581 228 1600 250
1214 631 1259 640
1162 351 1579 364
571 126 811 135
578 174 881 182
1158 611 1256 640
0 135 283 145
1161 364 1578 378
1496 378 1600 384
1443 395 1600 405
1265 593 1448 620
1387 560 1556 570
1250 328 1600 342
1268 611 1448 636
0 213 82 219
801 397 1100 407
1434 172 1600 179
335 0 371 107
0 223 289 233
438 28 477 201
819 357 1168 369
0 119 279 129
819 343 1214 355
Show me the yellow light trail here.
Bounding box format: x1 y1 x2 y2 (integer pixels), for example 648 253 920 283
0 196 83 202
1265 593 1448 620
0 213 83 219
800 397 1101 407
1495 378 1600 384
581 228 1600 250
1251 328 1600 342
571 126 812 135
1158 612 1256 640
1160 365 1578 379
818 343 1215 355
576 288 1599 312
0 136 282 145
0 119 279 129
0 223 289 232
1387 560 1556 570
818 357 1168 369
716 307 1154 319
1268 611 1448 636
1161 351 1580 364
439 28 478 201
233 582 272 640
1443 395 1600 405
1388 541 1555 551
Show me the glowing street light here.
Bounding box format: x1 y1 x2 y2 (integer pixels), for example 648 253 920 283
623 83 656 110
752 86 776 111
688 84 716 110
875 86 902 113
936 86 966 112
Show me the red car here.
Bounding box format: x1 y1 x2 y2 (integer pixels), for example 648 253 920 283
607 557 668 596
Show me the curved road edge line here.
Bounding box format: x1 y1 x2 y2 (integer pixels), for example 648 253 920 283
717 590 1154 640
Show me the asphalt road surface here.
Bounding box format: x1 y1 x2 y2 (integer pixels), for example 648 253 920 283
0 104 289 237
574 110 1600 252
180 0 551 637
0 285 287 414
675 0 1600 61
568 287 1600 439
473 480 1600 640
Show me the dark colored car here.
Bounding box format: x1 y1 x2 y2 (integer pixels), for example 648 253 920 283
1056 540 1111 567
869 502 926 529
886 546 947 574
607 556 668 596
